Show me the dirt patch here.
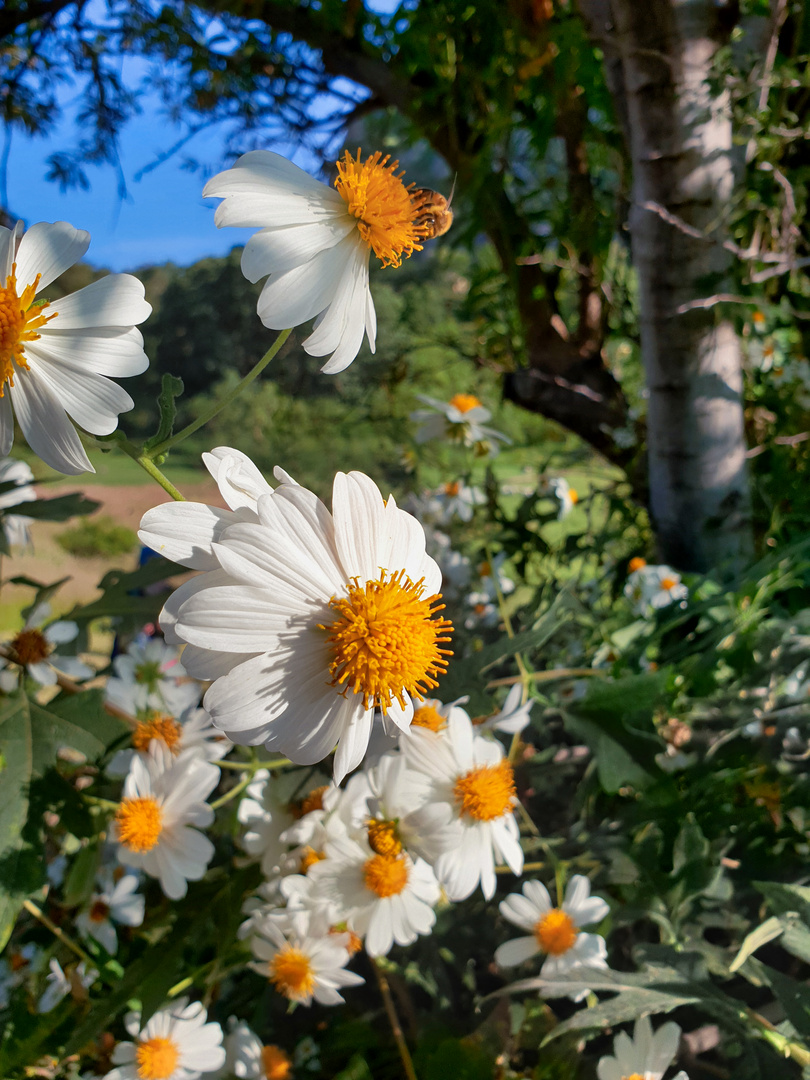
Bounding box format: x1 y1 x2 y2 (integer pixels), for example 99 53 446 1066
2 479 221 624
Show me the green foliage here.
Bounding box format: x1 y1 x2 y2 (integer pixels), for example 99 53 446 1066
55 516 138 560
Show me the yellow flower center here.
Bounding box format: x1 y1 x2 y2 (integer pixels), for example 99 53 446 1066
534 908 578 956
331 923 363 955
453 760 516 821
363 852 410 897
367 818 402 856
622 1075 645 1080
449 393 482 413
298 784 329 816
11 628 50 666
136 1036 179 1080
660 575 678 591
299 846 326 874
269 945 316 1001
628 557 646 573
443 481 461 497
411 704 446 732
261 1045 292 1080
322 569 453 713
132 713 183 753
0 266 57 395
115 797 164 853
335 149 429 268
89 900 111 924
569 489 579 504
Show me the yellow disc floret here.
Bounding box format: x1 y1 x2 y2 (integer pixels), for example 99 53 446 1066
411 704 447 732
335 149 430 268
322 569 453 713
136 1036 179 1080
269 945 316 1001
115 797 164 853
367 818 402 856
298 784 329 817
363 852 410 897
449 393 482 413
534 908 578 956
11 628 50 666
261 1045 293 1080
454 760 516 821
299 846 326 874
132 713 183 753
0 267 56 395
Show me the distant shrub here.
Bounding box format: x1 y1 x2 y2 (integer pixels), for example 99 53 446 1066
56 516 138 559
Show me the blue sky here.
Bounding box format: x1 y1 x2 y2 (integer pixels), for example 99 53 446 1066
4 1 400 272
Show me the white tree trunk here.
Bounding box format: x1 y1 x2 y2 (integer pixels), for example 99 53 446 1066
587 0 753 572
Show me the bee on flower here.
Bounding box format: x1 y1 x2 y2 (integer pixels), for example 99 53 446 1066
0 220 150 474
203 149 452 373
410 393 510 456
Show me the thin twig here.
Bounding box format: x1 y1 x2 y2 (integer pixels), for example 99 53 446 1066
372 959 418 1080
23 900 94 966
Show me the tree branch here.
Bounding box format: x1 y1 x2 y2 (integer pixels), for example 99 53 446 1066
0 0 76 40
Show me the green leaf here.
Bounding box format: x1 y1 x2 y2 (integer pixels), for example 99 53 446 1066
756 881 810 925
66 557 186 624
144 373 185 452
0 691 124 949
729 917 784 972
757 964 810 1038
62 839 102 908
4 492 101 522
334 1055 373 1080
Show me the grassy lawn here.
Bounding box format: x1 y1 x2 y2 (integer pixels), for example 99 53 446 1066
15 444 208 490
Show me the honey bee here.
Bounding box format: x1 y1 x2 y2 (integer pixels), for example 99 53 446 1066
411 180 455 240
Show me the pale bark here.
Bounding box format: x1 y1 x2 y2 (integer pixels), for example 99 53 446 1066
581 0 753 572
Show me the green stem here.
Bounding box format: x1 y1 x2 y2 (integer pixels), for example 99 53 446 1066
210 774 252 811
147 328 293 458
112 434 187 501
23 900 94 966
218 756 293 772
372 958 418 1080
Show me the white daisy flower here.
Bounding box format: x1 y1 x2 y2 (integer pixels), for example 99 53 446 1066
237 769 297 880
0 456 36 549
624 565 688 616
407 695 471 736
37 958 96 1013
495 876 609 982
220 1019 292 1080
401 709 523 900
478 684 534 736
541 477 579 520
0 220 150 474
108 705 231 777
411 393 510 455
433 480 486 524
464 594 500 630
474 552 515 600
250 908 364 1006
112 745 219 899
106 998 225 1080
307 830 440 957
597 1016 688 1080
0 943 40 1008
367 750 455 865
153 469 453 783
75 872 144 954
0 602 93 688
105 638 199 718
203 149 445 374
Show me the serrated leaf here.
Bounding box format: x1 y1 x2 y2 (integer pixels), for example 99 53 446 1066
0 691 123 949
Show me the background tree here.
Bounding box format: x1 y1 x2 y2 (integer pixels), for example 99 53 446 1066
2 0 808 570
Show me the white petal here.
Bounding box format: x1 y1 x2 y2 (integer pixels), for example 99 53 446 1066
0 393 13 455
494 936 539 967
255 236 354 329
24 348 134 435
33 326 149 378
9 372 93 474
138 502 236 570
205 150 345 226
46 273 151 328
241 218 353 282
15 221 90 292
